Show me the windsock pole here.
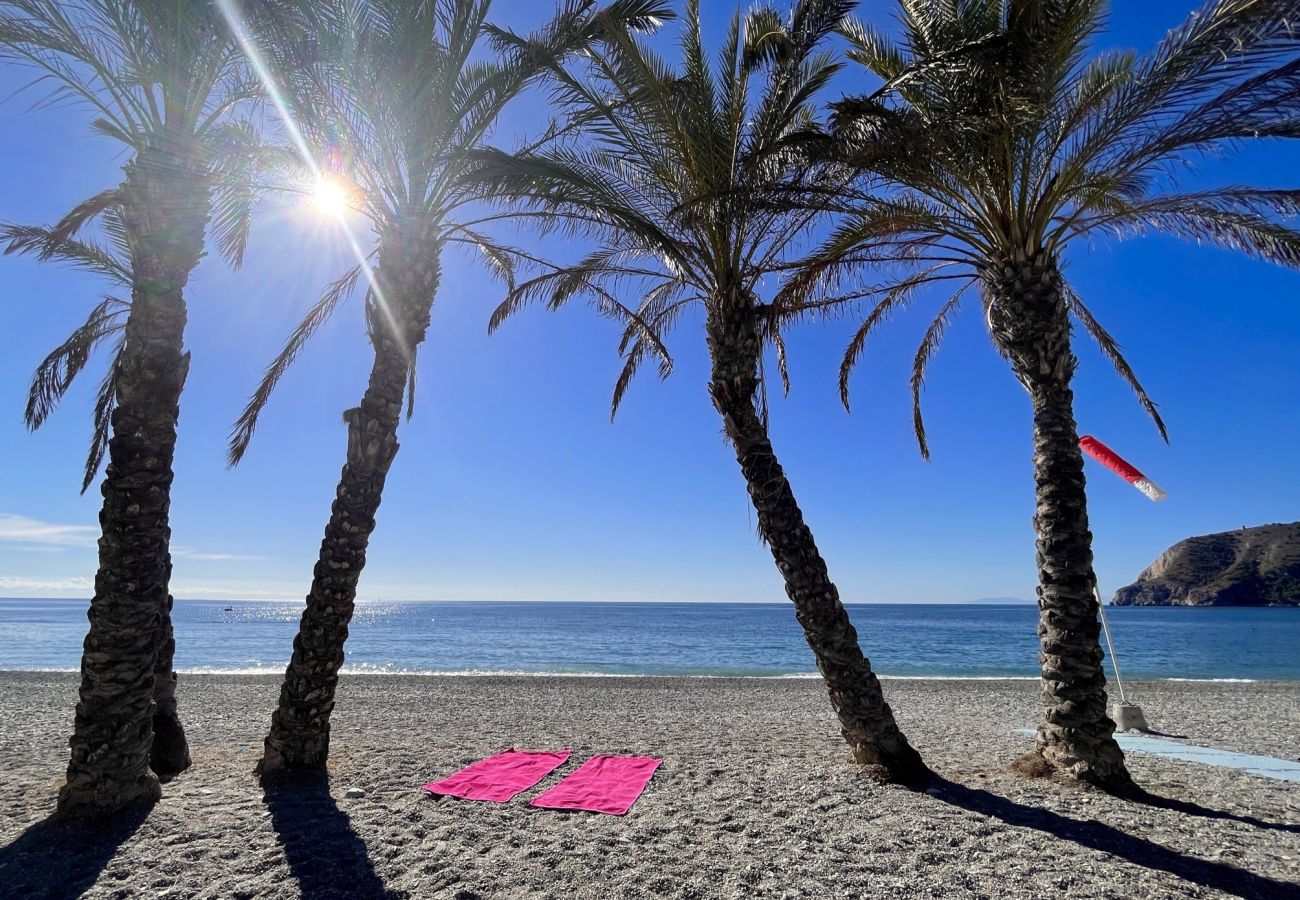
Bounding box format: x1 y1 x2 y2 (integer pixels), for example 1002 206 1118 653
1095 585 1127 704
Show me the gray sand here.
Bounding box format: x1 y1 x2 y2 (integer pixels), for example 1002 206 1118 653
0 673 1297 899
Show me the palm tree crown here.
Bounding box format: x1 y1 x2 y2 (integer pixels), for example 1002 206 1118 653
798 0 1300 449
1 0 268 486
227 0 674 460
480 0 853 412
0 0 265 259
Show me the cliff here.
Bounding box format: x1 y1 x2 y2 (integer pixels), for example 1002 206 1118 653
1112 522 1300 607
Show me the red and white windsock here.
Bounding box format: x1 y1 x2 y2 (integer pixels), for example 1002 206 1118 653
1080 435 1167 502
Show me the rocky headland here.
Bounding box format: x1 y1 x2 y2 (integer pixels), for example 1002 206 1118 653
1112 522 1300 606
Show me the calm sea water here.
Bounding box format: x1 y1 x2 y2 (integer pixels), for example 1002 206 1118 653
0 599 1297 680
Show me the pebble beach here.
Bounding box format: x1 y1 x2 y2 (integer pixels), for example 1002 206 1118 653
0 673 1297 899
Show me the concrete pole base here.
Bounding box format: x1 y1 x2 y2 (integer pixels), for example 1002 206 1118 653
1112 702 1149 733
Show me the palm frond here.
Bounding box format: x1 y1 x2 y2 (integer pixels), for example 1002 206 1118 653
837 275 928 410
910 281 971 459
610 338 650 420
25 295 128 430
81 334 123 493
1065 285 1168 442
0 0 256 147
46 188 123 248
236 0 681 437
446 226 521 295
205 119 275 268
770 327 791 395
405 357 417 422
1112 205 1300 268
0 220 129 285
228 264 364 465
837 17 907 82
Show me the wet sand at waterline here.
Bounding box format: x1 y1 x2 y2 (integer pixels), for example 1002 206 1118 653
0 674 1296 899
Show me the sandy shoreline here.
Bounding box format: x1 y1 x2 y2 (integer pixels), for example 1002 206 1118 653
1 673 1297 899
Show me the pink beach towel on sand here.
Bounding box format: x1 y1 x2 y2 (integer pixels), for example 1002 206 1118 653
530 755 662 816
423 749 570 803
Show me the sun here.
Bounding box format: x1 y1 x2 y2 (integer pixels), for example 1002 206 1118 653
311 178 351 217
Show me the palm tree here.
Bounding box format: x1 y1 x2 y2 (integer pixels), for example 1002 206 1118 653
0 0 263 815
2 215 195 794
473 0 929 783
2 213 212 799
795 0 1300 788
228 0 673 778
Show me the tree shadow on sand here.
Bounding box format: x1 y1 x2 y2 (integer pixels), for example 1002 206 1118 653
0 805 149 900
926 777 1300 900
263 779 406 900
1120 785 1300 835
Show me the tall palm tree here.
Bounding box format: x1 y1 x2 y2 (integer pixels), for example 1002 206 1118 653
0 0 264 815
474 0 929 783
792 0 1300 788
228 0 673 778
2 211 214 802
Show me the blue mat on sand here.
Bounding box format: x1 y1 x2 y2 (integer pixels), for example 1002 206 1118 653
1014 729 1300 782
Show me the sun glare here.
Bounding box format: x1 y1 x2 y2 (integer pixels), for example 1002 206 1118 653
312 179 351 217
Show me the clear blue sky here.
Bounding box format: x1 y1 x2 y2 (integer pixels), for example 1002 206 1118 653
1 1 1297 604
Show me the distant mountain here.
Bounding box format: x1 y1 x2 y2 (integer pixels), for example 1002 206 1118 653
966 596 1033 605
1113 522 1300 607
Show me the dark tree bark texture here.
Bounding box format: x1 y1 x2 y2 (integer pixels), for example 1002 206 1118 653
259 221 441 778
151 592 191 777
984 248 1131 789
706 288 929 784
59 137 207 817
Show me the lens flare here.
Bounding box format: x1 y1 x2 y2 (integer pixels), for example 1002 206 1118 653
216 0 406 364
312 179 351 217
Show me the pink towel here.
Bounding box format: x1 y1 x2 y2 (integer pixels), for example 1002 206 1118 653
423 749 570 803
530 755 662 816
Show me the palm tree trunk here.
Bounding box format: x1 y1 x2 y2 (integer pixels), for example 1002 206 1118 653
59 140 208 817
151 591 191 778
705 292 928 784
259 233 440 778
984 249 1131 789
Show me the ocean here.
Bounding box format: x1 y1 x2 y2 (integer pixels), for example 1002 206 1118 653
1 599 1297 680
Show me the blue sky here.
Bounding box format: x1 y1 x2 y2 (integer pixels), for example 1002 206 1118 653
1 1 1298 604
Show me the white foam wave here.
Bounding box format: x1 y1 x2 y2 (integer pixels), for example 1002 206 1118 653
1166 677 1258 683
882 675 1040 681
0 666 80 673
174 669 1040 680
